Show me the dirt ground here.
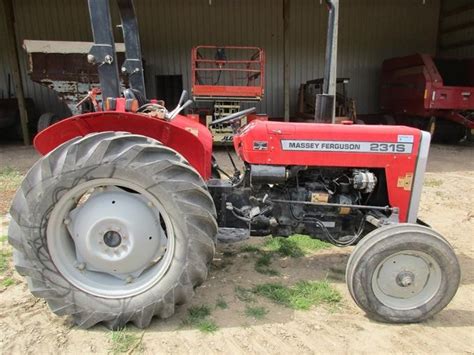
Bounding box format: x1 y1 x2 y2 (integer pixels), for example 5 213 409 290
0 142 473 354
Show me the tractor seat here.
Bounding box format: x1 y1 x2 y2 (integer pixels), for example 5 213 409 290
123 88 148 107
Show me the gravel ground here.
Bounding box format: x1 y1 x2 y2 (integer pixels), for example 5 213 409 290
0 140 473 354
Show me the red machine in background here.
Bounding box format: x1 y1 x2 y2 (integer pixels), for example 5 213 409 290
191 45 267 144
379 54 474 143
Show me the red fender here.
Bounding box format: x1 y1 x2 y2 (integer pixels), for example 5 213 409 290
34 112 213 180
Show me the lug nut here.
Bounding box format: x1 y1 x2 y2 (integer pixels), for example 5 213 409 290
76 262 86 271
126 275 133 284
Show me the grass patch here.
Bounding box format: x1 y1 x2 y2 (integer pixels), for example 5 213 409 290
245 305 268 320
0 167 23 191
241 235 330 275
254 253 280 276
196 319 218 333
424 178 443 187
187 305 211 323
184 305 218 333
109 328 143 354
253 280 341 310
255 253 272 267
215 295 228 309
264 235 331 256
0 250 12 273
2 277 14 287
264 238 304 257
235 286 255 303
0 236 7 244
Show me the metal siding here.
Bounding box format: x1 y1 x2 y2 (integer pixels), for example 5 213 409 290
439 0 474 58
135 0 283 116
1 0 440 119
289 0 440 115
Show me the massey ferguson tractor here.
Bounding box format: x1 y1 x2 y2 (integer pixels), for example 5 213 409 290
8 0 460 329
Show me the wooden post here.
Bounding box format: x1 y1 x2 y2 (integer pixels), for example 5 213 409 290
2 0 30 145
283 0 290 122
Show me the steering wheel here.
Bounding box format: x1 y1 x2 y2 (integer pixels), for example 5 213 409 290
209 107 256 126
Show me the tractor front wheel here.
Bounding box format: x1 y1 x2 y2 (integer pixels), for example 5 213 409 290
8 132 217 329
346 224 460 323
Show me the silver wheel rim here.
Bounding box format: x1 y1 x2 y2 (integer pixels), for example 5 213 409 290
47 178 175 299
372 251 442 310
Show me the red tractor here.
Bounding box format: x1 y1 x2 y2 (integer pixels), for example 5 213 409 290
9 0 460 329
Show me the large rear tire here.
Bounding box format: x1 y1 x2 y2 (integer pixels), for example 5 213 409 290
37 112 61 132
8 132 217 329
346 224 460 323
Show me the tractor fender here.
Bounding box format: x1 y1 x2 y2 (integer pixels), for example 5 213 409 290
34 111 213 180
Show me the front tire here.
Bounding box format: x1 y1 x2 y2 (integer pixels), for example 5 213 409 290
346 224 460 323
8 132 217 329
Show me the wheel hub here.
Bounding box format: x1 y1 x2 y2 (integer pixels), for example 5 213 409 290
67 190 167 280
396 271 415 287
103 230 122 248
372 251 442 310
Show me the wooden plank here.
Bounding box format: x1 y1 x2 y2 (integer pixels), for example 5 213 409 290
23 40 126 54
2 0 30 145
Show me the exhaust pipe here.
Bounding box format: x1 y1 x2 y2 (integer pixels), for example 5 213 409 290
315 0 339 123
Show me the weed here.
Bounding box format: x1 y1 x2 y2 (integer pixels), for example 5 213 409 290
187 305 211 323
241 235 330 275
216 295 228 309
264 235 331 256
0 235 7 244
424 178 443 187
274 238 304 257
0 249 12 273
109 328 142 354
252 283 290 307
254 253 280 276
184 305 218 333
235 286 255 303
2 278 14 287
255 253 272 267
245 305 268 319
0 167 23 192
253 280 341 310
197 319 218 333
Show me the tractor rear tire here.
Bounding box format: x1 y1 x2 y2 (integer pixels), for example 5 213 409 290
346 224 460 323
37 112 61 132
8 132 217 329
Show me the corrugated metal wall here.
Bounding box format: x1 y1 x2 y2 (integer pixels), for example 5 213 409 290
1 0 441 119
289 0 440 114
438 0 474 58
